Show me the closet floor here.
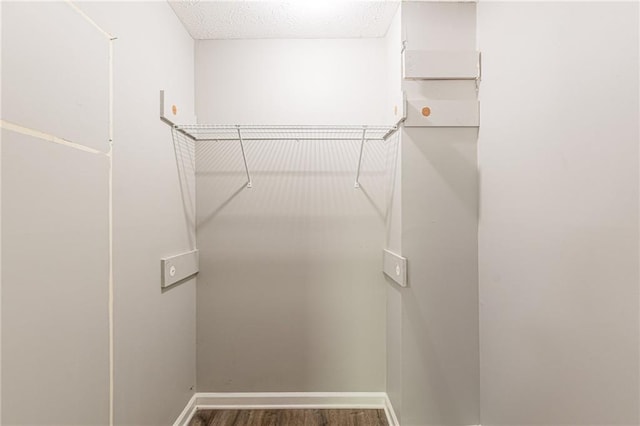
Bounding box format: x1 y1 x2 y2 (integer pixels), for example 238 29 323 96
189 408 389 426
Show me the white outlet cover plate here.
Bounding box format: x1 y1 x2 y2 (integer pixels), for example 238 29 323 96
383 249 407 287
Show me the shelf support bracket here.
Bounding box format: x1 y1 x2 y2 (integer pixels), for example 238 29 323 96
236 126 253 188
354 128 367 189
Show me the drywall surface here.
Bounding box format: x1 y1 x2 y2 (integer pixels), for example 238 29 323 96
2 2 196 425
0 5 3 422
75 2 197 425
398 2 480 425
196 39 389 125
195 39 393 392
1 2 109 153
384 5 403 423
477 2 640 425
1 2 110 424
1 131 110 425
401 127 479 426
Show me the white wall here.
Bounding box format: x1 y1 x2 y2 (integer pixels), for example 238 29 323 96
0 2 3 420
2 3 111 424
477 2 640 425
77 3 197 425
196 39 388 125
2 2 196 425
397 3 480 426
194 38 394 392
384 4 404 423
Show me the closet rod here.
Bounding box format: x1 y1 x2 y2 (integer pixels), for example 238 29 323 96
194 137 377 142
177 125 395 130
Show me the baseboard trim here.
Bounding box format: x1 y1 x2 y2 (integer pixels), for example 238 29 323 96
173 393 197 426
383 393 400 426
173 392 399 426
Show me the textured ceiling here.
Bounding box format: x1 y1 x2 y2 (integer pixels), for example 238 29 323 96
168 1 400 39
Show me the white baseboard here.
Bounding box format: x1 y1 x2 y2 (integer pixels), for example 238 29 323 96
383 393 400 426
173 392 399 426
173 393 198 426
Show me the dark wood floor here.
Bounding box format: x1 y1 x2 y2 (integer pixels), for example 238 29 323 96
189 409 389 426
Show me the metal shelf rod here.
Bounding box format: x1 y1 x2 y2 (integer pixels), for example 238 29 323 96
236 126 253 188
192 137 386 142
178 125 395 130
354 128 367 189
382 125 401 141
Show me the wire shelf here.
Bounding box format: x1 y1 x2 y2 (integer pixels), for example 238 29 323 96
174 124 397 142
170 124 400 189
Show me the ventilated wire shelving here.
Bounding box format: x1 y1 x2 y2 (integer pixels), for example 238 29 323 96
171 124 398 188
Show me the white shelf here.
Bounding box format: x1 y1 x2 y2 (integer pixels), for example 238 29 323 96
173 124 397 142
169 124 399 189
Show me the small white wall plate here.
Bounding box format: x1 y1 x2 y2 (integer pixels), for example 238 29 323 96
383 249 407 287
161 249 199 288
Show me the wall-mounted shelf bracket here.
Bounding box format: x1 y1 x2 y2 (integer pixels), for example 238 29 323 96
383 249 408 287
161 249 199 288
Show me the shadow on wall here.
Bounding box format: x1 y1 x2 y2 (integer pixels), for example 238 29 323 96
402 289 461 423
192 133 400 224
171 127 197 249
400 126 480 425
361 132 400 222
191 132 399 391
407 127 478 217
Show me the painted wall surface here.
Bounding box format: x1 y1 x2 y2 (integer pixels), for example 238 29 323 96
1 132 110 425
195 39 394 392
1 2 110 424
2 2 196 425
384 5 404 424
0 3 3 420
196 39 388 125
76 2 197 425
398 2 480 425
477 2 640 425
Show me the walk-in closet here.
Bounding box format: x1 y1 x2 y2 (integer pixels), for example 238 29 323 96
1 1 639 426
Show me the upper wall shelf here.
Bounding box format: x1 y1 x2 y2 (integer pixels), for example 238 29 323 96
173 124 397 142
160 90 399 189
169 123 398 189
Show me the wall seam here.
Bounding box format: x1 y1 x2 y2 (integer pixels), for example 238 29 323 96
107 37 115 426
0 120 108 156
1 4 3 421
64 2 116 425
64 0 114 40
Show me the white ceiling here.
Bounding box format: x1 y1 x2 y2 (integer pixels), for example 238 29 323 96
168 1 400 40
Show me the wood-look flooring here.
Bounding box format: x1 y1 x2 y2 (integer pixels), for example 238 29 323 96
189 408 389 426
